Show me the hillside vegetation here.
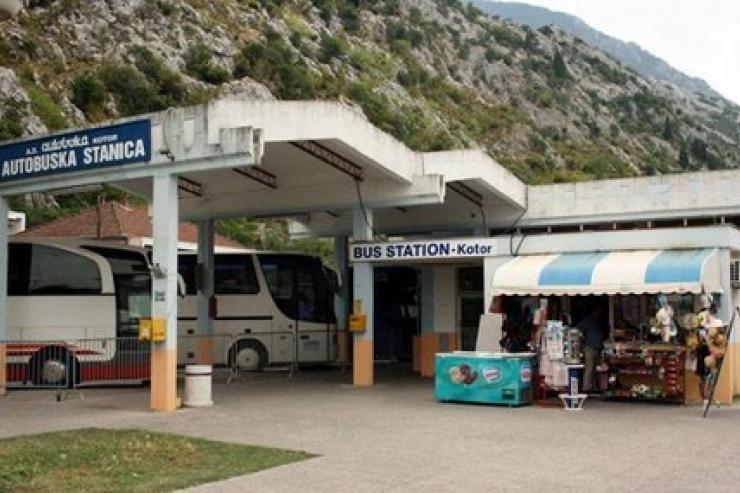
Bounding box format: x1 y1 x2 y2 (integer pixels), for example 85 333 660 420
1 0 739 241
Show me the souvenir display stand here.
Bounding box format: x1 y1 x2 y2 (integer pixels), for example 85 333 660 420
601 343 685 403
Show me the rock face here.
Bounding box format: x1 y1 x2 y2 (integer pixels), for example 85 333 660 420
0 0 22 20
219 77 275 102
0 0 737 184
473 1 724 101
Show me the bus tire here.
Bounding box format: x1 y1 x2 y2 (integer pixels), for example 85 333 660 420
229 339 267 372
30 347 79 389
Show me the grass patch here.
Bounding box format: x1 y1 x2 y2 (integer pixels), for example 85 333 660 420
0 428 314 493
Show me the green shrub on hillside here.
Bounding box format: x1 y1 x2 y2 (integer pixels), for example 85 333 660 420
71 73 106 117
234 35 317 99
184 43 230 85
20 78 67 131
131 46 187 104
0 99 26 140
319 34 349 62
99 64 160 116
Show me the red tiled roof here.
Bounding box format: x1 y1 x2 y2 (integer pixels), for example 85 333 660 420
18 201 244 248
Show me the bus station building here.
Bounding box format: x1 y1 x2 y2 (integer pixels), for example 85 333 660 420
1 98 740 410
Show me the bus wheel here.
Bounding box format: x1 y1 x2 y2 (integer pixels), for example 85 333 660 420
30 348 78 388
230 340 266 372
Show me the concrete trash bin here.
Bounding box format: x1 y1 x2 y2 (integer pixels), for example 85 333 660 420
184 365 213 407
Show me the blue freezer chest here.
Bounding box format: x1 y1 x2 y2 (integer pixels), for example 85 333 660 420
435 352 535 406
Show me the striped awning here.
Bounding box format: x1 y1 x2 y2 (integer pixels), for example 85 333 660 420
493 249 721 296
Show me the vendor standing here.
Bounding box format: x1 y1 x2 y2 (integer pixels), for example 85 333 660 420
578 303 607 392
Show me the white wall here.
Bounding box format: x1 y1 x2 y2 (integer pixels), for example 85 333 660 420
7 211 25 235
432 265 456 333
525 170 740 226
418 265 457 333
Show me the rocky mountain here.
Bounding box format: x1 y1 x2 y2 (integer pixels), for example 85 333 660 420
0 0 738 197
471 1 725 102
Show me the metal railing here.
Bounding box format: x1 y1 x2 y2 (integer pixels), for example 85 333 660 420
2 338 149 397
2 329 344 395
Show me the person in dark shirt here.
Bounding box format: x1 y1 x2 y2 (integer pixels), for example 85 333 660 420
578 303 607 392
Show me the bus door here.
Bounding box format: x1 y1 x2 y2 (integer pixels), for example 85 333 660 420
82 246 152 378
259 255 336 364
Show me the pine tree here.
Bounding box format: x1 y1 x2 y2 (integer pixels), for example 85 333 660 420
691 138 708 161
552 50 569 79
662 116 673 140
679 145 690 168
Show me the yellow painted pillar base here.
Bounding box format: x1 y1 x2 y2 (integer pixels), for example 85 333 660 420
353 338 373 387
195 337 213 366
418 333 457 378
412 336 421 373
151 347 178 412
0 343 6 397
731 342 740 398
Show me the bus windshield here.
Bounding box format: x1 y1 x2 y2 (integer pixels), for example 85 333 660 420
258 254 336 324
82 246 152 338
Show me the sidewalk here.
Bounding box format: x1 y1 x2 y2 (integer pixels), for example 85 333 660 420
2 369 739 492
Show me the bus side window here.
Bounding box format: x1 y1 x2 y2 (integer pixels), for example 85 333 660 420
28 245 101 295
214 256 259 295
8 243 31 295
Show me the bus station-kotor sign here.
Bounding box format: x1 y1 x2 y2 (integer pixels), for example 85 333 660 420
350 238 497 262
0 119 152 184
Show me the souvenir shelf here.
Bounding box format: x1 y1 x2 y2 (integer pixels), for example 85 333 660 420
601 343 685 403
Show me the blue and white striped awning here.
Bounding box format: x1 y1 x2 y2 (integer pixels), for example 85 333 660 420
493 249 721 296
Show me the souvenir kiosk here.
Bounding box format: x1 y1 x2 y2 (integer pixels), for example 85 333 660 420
491 249 727 404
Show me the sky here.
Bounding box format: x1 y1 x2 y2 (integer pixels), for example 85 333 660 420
505 0 740 104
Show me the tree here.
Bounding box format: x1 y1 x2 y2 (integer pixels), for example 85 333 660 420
662 116 673 141
552 50 569 80
537 25 554 37
678 145 690 168
523 29 538 51
690 138 708 161
71 73 106 116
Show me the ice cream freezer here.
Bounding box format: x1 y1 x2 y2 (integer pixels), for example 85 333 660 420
435 352 535 406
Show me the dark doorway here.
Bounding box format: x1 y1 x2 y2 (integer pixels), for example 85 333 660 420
373 267 419 362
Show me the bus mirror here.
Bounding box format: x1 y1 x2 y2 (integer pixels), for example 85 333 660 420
177 274 187 298
325 268 340 292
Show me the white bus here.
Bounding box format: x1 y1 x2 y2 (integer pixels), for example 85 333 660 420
4 239 339 386
177 251 339 370
5 239 152 386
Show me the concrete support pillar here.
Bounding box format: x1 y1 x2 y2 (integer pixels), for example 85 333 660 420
715 248 734 403
196 219 215 365
352 208 374 387
334 236 350 365
414 267 435 375
0 196 8 396
419 267 435 334
150 174 179 412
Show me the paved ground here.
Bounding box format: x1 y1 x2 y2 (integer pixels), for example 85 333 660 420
1 366 739 493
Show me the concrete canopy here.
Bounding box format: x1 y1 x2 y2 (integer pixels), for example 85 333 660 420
289 149 527 237
115 100 525 228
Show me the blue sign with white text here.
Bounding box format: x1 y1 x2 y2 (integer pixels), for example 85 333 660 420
0 119 152 184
